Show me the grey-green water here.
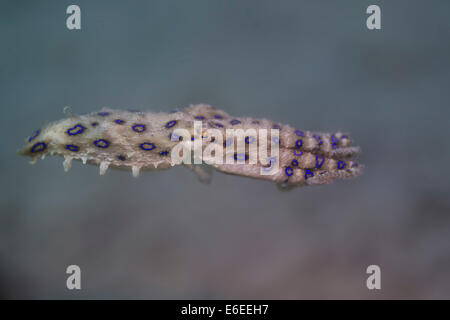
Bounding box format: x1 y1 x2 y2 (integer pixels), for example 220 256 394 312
1 0 449 298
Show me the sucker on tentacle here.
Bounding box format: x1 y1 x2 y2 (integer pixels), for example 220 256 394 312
19 104 363 189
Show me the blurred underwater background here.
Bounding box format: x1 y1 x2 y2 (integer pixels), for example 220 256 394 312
0 0 449 298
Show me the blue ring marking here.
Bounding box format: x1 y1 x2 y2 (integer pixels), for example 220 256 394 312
285 167 293 177
313 135 323 146
91 122 99 127
140 142 156 151
132 124 146 132
331 135 338 149
31 142 46 153
291 159 298 166
338 161 346 170
65 144 79 152
316 155 325 169
230 119 241 125
215 123 224 128
245 136 255 144
293 149 303 156
272 137 280 144
94 139 109 148
28 130 40 142
97 112 109 116
305 169 314 179
234 153 248 161
331 135 339 143
159 151 169 156
195 115 205 120
170 133 180 141
295 130 305 137
166 120 177 128
225 139 233 147
67 124 86 136
263 157 276 172
114 119 125 124
191 136 195 141
273 124 281 129
296 139 303 148
118 155 126 161
215 115 223 119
